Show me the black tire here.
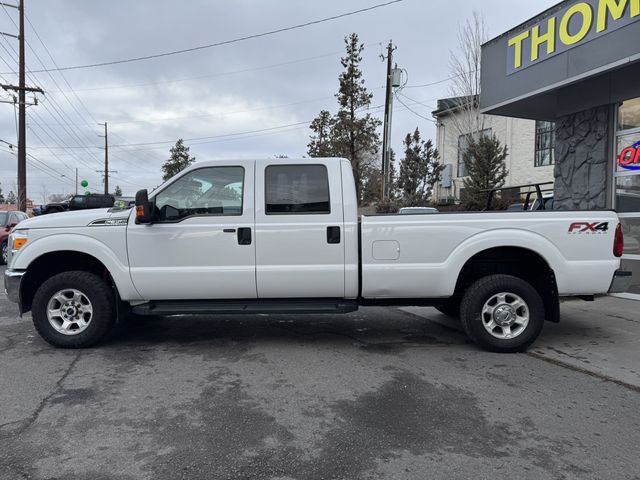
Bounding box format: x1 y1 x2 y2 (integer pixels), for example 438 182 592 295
460 274 544 353
435 297 461 318
32 271 116 348
0 240 7 266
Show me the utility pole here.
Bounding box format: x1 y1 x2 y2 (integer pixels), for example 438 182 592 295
75 168 78 195
380 40 396 200
0 0 43 212
17 0 26 211
98 122 109 194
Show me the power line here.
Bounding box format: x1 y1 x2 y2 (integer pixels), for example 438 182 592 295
0 29 104 171
26 99 430 154
0 6 104 164
10 0 403 74
30 121 312 150
398 92 436 110
26 125 75 172
394 93 436 124
29 95 338 127
0 144 76 188
48 49 359 94
93 102 391 148
404 70 478 89
23 12 157 174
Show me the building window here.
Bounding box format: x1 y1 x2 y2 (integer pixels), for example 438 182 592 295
535 121 555 167
614 97 640 297
457 128 492 177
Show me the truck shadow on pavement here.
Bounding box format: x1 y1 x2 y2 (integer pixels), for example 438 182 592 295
105 306 470 352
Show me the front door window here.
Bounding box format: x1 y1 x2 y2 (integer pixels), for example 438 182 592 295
154 166 244 221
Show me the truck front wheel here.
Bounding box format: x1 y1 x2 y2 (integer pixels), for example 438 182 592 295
32 271 116 348
460 274 544 353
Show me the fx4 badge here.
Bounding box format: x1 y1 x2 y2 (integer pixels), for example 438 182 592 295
568 222 609 234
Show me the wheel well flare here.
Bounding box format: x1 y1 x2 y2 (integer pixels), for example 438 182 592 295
20 251 112 313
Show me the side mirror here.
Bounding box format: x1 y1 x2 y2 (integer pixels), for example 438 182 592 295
135 189 153 224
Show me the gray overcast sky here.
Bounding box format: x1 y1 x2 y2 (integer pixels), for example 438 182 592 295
0 0 558 200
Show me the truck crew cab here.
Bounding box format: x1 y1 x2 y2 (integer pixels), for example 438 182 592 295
4 158 631 352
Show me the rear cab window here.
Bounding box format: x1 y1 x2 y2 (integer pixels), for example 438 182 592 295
265 164 330 214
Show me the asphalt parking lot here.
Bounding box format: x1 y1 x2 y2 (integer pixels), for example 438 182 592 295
1 269 639 479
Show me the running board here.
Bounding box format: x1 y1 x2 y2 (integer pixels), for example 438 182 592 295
131 298 359 316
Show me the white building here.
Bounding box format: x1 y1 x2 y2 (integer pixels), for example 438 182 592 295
432 96 555 203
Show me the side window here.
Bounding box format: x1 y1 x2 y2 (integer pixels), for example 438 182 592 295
154 166 244 221
8 213 18 225
265 164 330 214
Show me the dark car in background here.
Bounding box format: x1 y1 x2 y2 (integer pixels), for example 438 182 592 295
0 210 28 265
41 194 115 215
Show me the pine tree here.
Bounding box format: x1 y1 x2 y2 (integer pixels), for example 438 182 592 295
308 110 335 157
0 186 4 203
307 33 381 202
461 134 509 210
397 128 444 206
6 190 16 204
362 149 398 208
162 139 196 181
114 185 123 196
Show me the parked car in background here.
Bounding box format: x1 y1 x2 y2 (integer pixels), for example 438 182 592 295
113 197 135 209
399 207 439 214
0 210 28 265
41 194 116 215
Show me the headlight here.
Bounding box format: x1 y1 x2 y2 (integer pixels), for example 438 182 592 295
10 229 28 253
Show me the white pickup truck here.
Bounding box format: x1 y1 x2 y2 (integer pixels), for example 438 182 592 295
4 158 631 352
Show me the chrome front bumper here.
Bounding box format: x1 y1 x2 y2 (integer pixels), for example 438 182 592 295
4 269 25 304
609 270 633 294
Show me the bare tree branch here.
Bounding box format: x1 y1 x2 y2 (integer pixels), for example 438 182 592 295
448 10 488 138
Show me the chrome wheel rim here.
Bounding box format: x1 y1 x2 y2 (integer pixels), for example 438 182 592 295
46 289 93 336
1 244 6 263
481 292 529 340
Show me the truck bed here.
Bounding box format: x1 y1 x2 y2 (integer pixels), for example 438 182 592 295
359 210 620 299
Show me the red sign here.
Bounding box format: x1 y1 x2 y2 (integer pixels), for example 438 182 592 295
619 141 640 171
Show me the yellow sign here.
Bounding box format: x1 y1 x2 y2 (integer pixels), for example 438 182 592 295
507 0 639 74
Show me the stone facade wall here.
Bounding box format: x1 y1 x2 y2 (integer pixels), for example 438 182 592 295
553 106 610 210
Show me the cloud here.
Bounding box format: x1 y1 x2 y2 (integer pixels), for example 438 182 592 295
0 0 557 199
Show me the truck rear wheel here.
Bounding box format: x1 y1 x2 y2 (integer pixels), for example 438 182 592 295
460 274 544 353
32 271 116 348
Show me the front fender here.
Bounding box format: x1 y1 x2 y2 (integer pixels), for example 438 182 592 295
13 233 142 301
